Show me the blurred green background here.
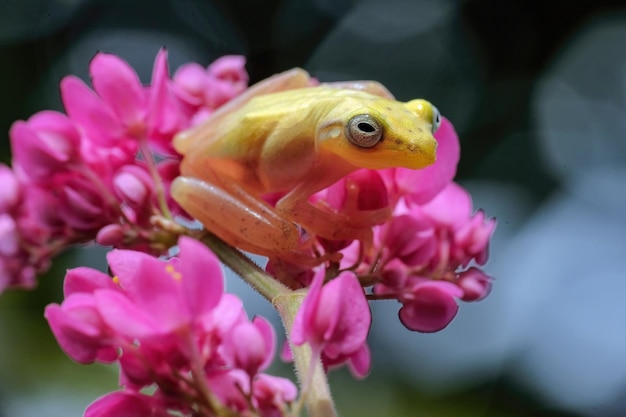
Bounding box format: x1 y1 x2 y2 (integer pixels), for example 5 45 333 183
2 0 626 416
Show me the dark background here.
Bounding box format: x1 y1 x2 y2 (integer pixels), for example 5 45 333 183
1 0 626 416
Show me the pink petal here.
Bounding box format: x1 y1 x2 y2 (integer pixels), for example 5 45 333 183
291 269 324 346
116 254 191 330
253 316 276 371
203 293 247 335
172 62 208 106
95 224 126 246
458 267 492 301
396 117 460 205
253 374 298 405
85 391 169 417
225 318 275 376
106 248 145 288
90 53 147 129
0 164 20 212
177 237 224 316
346 344 371 379
148 49 187 149
64 267 118 297
44 293 115 364
28 110 81 158
420 182 472 228
10 121 68 181
61 75 123 147
322 272 371 356
399 281 462 333
113 165 154 208
0 215 18 256
95 290 161 339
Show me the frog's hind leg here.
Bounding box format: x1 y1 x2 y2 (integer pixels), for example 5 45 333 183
171 176 329 267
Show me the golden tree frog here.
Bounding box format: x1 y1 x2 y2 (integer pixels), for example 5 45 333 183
171 68 440 263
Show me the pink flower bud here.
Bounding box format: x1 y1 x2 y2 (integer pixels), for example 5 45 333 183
89 53 147 132
253 374 298 412
207 55 248 85
84 391 170 417
60 177 109 230
172 62 208 107
0 164 20 212
113 165 154 208
398 280 463 333
224 316 275 377
9 111 81 182
44 293 118 364
0 214 19 256
291 270 371 375
458 267 492 301
96 224 126 247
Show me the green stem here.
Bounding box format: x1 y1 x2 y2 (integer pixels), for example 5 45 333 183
139 140 173 219
274 292 337 417
197 233 337 416
199 233 290 302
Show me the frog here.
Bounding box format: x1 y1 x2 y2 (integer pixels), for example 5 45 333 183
171 68 440 264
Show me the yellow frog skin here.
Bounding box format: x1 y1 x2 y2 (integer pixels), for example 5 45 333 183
171 68 440 261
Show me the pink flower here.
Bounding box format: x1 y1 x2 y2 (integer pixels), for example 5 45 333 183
0 215 19 256
206 370 297 417
85 391 170 417
458 267 492 301
173 55 248 121
0 164 20 213
253 374 298 416
397 280 464 333
44 267 121 364
0 51 250 292
61 49 187 154
112 164 155 211
45 236 297 416
420 182 496 267
291 270 372 377
382 116 460 205
223 316 276 377
9 111 81 183
100 237 224 341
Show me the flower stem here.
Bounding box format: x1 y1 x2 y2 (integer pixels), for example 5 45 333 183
139 140 173 219
197 233 336 416
274 292 337 417
199 233 291 302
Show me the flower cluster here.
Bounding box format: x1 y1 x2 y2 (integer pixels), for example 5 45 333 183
45 237 297 417
271 117 495 339
1 49 496 417
0 50 248 291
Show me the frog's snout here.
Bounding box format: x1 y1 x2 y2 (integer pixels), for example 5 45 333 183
405 134 437 169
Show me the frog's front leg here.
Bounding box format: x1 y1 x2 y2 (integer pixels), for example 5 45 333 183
275 180 390 245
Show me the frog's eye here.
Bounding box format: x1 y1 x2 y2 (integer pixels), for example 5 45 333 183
431 105 441 134
346 114 384 148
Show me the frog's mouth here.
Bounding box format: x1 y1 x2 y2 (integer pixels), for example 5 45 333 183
339 136 437 170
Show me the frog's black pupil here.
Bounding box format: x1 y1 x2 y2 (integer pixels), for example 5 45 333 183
358 122 375 133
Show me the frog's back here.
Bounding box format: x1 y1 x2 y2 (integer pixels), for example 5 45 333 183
242 86 381 120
